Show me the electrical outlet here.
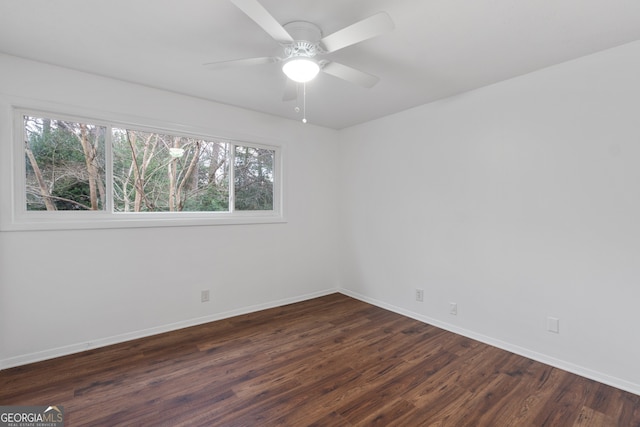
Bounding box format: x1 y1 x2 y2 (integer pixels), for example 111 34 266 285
547 317 559 333
201 290 210 303
415 289 424 302
450 302 458 315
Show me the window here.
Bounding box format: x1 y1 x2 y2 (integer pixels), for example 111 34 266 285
12 110 281 230
110 128 232 213
24 116 107 211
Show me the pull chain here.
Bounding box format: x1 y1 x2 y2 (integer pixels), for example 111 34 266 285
302 82 307 124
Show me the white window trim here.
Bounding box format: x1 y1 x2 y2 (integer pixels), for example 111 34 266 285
4 107 285 231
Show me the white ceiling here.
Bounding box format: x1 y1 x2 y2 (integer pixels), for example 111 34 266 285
1 0 640 129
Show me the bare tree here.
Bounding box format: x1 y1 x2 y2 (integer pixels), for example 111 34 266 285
176 141 201 211
56 120 105 210
24 140 57 211
127 131 158 211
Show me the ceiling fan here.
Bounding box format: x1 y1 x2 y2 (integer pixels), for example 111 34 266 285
204 0 394 101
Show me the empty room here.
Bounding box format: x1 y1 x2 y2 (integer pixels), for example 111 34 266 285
1 0 639 425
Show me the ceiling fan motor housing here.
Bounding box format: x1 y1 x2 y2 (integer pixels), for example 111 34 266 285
283 21 323 59
285 41 318 59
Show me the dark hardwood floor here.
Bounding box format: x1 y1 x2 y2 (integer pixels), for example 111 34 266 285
1 293 639 426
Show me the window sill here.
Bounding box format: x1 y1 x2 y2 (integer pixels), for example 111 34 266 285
1 212 286 232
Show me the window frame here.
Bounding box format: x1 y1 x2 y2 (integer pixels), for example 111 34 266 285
6 107 284 231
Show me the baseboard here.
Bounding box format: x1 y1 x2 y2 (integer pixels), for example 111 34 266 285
338 288 640 397
0 288 338 370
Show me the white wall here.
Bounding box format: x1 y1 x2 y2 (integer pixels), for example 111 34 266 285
0 54 340 367
338 40 640 395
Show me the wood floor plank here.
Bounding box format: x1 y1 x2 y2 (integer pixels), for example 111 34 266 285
1 293 638 426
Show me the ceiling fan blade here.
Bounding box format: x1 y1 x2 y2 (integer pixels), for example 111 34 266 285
203 56 279 69
322 62 380 88
230 0 293 43
282 79 297 101
321 12 394 53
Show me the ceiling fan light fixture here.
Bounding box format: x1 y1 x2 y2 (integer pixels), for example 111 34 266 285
282 57 320 83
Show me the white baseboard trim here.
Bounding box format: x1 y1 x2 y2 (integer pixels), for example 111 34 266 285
0 288 338 370
339 288 640 397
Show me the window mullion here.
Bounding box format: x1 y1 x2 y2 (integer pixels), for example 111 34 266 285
229 142 235 213
105 126 114 213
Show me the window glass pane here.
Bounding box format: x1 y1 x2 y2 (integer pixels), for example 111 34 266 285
24 116 106 211
112 129 229 212
234 145 275 211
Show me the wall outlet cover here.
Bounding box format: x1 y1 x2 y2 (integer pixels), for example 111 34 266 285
450 302 458 315
201 290 210 303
